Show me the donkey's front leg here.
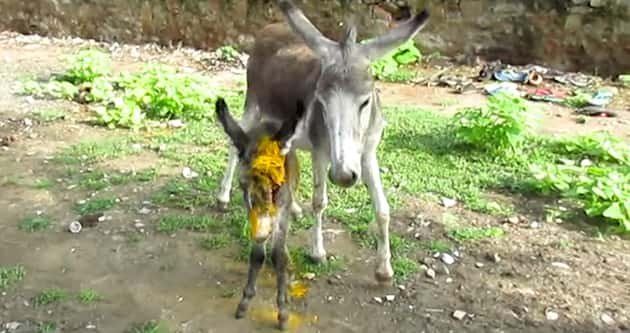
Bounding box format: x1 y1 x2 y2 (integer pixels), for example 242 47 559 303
271 213 291 330
361 151 393 285
235 242 266 319
310 150 328 263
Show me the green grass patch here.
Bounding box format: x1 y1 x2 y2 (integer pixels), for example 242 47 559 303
34 288 69 306
77 167 157 191
156 214 219 233
199 234 231 250
421 239 452 253
448 226 505 242
19 216 52 232
73 196 117 215
53 137 139 165
289 246 343 277
38 322 57 333
78 288 103 304
0 265 25 290
32 108 66 122
367 39 421 82
34 178 53 189
392 256 421 282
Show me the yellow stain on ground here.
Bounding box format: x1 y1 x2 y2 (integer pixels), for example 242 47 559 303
288 280 309 299
249 306 318 331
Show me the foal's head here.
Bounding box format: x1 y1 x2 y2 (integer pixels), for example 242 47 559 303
215 98 305 242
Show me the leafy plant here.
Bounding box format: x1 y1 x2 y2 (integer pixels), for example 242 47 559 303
215 45 241 62
368 39 421 82
60 48 112 85
0 265 25 290
451 93 535 158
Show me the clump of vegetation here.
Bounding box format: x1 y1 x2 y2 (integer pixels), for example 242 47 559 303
215 45 241 62
19 216 52 232
368 39 421 82
451 93 537 159
127 320 168 333
78 288 104 304
34 288 69 306
0 265 25 290
21 49 218 129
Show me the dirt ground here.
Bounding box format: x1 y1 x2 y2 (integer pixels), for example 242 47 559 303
1 33 630 333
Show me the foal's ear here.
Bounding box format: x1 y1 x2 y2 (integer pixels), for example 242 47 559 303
274 100 307 155
215 97 249 156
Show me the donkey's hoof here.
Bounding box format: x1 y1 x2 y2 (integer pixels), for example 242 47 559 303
290 202 303 219
215 200 230 212
375 263 394 286
235 303 248 319
308 253 327 265
277 311 289 331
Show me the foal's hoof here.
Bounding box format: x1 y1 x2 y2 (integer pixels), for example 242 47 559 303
215 200 230 212
277 311 289 331
235 304 248 319
375 264 394 287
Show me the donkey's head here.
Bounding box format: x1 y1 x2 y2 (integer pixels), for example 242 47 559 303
215 98 305 242
277 0 430 187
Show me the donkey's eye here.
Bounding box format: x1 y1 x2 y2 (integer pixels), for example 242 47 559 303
359 98 370 112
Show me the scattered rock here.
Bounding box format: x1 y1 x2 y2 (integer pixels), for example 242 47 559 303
580 158 593 167
425 268 436 279
452 310 467 320
385 295 396 302
168 119 184 128
302 272 316 280
475 262 484 268
441 197 457 208
68 221 82 234
182 167 198 179
507 216 520 224
530 221 541 229
373 296 383 304
5 322 21 330
138 207 152 215
551 262 571 270
600 313 615 325
486 252 502 263
445 277 453 283
397 285 406 291
545 309 559 321
23 118 32 127
441 253 455 265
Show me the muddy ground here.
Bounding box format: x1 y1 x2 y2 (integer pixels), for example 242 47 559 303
1 33 630 333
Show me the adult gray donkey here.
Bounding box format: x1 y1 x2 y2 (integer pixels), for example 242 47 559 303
217 0 430 285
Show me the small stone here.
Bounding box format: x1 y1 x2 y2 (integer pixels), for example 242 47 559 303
530 221 541 229
302 272 316 280
551 262 570 270
168 119 184 128
580 158 593 167
445 277 453 283
452 310 467 320
600 313 615 325
441 197 457 208
138 207 151 215
5 322 20 330
373 296 383 304
385 295 396 302
23 118 32 127
475 262 484 268
177 296 184 302
86 324 97 329
441 253 455 265
546 309 559 321
397 285 406 291
507 216 519 224
182 167 198 179
134 222 145 229
487 253 501 263
131 143 142 150
426 268 436 279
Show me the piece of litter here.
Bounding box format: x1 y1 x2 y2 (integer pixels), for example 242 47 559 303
441 197 457 208
452 310 467 320
551 262 570 270
68 221 82 234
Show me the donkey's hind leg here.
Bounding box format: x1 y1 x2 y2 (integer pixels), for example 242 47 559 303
235 242 266 319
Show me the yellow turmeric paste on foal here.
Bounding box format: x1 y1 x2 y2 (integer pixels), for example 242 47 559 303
248 136 286 239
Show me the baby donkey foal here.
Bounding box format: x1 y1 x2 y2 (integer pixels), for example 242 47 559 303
214 97 305 330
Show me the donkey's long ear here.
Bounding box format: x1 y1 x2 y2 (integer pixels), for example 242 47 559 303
276 0 337 56
274 100 307 155
215 98 249 156
360 9 430 61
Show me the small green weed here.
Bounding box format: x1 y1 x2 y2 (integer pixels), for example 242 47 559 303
0 265 25 290
448 226 505 242
54 137 137 165
78 288 103 304
199 234 231 250
73 196 117 215
34 178 52 189
156 215 219 233
19 216 52 232
34 288 69 306
392 256 421 282
290 247 342 277
215 45 241 62
38 322 56 333
422 239 451 253
60 48 112 85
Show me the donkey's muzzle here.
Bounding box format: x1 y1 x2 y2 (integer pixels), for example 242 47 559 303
328 166 359 188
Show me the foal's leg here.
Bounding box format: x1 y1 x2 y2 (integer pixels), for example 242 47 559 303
362 140 393 284
235 241 266 318
217 103 259 209
271 210 291 330
310 150 328 263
